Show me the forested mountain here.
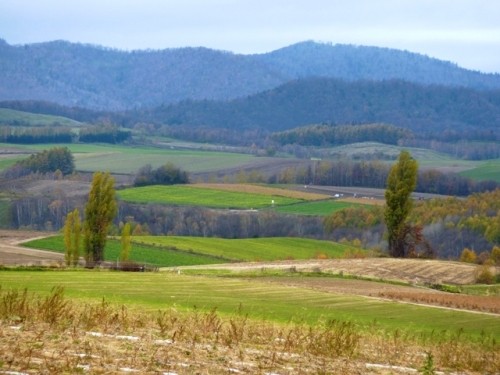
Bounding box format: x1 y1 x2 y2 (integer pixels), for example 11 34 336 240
255 41 500 89
0 39 284 110
1 38 500 110
137 78 500 134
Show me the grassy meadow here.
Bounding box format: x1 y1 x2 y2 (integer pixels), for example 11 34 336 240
459 159 500 182
0 108 82 127
134 236 358 262
23 235 358 264
0 270 498 341
274 199 366 216
22 236 223 267
117 184 305 208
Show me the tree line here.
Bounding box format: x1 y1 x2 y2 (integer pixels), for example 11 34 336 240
0 124 130 144
268 160 498 196
271 123 412 147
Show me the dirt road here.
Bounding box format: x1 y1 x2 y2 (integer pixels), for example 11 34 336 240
0 229 62 266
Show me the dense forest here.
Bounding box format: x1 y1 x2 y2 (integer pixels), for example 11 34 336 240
2 39 500 110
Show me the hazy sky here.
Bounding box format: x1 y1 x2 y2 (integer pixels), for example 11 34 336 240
1 0 499 73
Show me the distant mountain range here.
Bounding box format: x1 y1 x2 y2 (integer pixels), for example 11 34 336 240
1 39 500 110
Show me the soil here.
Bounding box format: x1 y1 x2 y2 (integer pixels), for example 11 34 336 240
0 229 63 266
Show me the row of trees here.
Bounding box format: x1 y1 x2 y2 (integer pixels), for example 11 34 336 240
269 160 498 196
271 123 412 147
63 171 117 267
0 126 73 144
0 125 130 145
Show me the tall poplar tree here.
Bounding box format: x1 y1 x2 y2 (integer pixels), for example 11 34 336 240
120 222 132 262
384 150 418 257
83 171 117 266
63 208 81 266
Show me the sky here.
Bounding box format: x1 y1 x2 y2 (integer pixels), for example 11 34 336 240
1 0 500 73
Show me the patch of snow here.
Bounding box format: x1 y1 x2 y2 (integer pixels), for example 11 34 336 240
119 367 139 372
115 335 140 341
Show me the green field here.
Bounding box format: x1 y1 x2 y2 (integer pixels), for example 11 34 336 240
0 143 276 174
23 235 356 264
0 108 82 127
0 270 497 340
22 236 223 267
459 159 500 182
118 185 304 208
134 236 357 261
275 199 365 216
0 156 23 172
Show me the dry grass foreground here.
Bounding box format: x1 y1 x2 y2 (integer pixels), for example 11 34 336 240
0 287 498 374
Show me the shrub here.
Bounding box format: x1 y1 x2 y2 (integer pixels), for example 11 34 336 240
459 248 477 263
491 246 500 265
474 265 495 284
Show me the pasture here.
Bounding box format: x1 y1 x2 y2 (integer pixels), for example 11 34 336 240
0 270 498 341
22 235 358 264
275 199 366 216
21 236 223 267
0 108 82 127
459 159 500 182
0 143 279 174
117 184 305 208
134 236 357 262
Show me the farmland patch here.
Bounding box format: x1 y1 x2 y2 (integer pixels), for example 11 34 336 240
117 185 304 208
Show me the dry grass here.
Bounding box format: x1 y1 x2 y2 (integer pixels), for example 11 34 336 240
379 290 500 314
0 287 498 374
195 183 330 200
185 258 484 285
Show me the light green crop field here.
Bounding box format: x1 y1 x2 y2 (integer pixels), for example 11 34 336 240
275 200 365 216
0 108 82 127
0 143 272 174
23 235 356 263
118 185 304 208
0 270 497 340
134 236 358 261
0 156 23 172
22 236 223 267
459 159 500 182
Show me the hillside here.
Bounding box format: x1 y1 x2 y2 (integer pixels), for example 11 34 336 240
255 41 500 89
1 39 500 110
138 78 500 133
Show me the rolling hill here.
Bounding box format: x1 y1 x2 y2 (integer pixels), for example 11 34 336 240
137 78 500 133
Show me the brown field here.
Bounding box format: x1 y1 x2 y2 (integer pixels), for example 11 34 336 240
0 230 63 266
